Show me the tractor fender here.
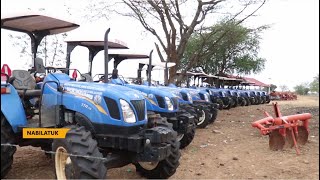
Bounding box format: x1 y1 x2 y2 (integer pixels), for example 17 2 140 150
74 112 96 134
1 85 27 133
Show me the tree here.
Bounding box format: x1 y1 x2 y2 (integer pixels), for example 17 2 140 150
120 0 267 84
263 84 277 92
309 74 319 93
279 84 289 92
182 20 267 76
294 83 310 95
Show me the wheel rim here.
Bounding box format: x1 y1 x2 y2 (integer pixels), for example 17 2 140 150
197 110 206 125
55 146 72 179
138 161 159 170
177 134 185 141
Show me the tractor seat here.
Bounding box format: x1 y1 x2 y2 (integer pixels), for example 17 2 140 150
80 73 93 82
11 70 42 97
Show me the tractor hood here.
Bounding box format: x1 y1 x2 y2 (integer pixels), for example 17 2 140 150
63 82 145 101
126 84 177 99
155 86 191 102
110 78 177 99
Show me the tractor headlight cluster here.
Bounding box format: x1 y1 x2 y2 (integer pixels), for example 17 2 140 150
165 96 174 111
187 93 193 104
120 99 136 123
208 90 212 95
204 94 210 102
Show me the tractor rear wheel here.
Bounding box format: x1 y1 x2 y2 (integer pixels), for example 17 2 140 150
52 125 106 179
1 115 16 178
135 138 180 179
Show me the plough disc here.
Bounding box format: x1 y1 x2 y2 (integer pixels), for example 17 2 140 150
269 130 285 151
284 129 295 148
297 126 309 145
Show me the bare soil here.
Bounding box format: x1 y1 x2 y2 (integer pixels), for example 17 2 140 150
4 96 319 179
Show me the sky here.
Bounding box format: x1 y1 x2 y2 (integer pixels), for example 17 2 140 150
1 0 319 90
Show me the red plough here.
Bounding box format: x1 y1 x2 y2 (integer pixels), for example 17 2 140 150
251 103 312 155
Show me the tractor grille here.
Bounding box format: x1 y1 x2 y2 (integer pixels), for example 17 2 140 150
171 97 179 109
199 93 205 100
104 97 120 120
180 92 188 101
131 100 146 121
155 95 166 108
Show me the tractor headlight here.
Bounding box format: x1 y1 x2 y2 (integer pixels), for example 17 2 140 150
165 96 174 111
120 99 136 123
204 94 210 102
187 93 193 104
221 92 226 97
208 90 212 95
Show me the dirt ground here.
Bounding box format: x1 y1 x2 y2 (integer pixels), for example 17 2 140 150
4 95 319 179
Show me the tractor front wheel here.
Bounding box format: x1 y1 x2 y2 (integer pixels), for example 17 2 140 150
179 120 196 149
196 109 210 128
135 139 180 179
52 125 107 179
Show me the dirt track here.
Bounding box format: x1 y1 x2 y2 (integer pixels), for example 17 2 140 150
4 96 319 179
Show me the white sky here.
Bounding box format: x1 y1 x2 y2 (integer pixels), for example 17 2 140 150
1 0 319 90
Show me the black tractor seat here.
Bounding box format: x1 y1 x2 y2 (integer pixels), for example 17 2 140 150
11 70 42 98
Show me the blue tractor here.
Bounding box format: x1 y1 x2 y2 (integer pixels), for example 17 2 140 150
249 90 262 105
209 88 234 109
238 89 256 105
228 89 247 106
176 86 219 126
261 90 271 103
204 88 228 110
64 39 196 149
1 13 180 179
134 61 218 128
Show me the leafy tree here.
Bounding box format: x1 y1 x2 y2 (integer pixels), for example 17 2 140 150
119 0 267 84
309 74 319 93
294 83 310 95
182 20 267 76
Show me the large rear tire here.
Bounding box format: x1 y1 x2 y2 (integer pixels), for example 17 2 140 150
135 139 180 179
52 125 107 179
1 115 16 178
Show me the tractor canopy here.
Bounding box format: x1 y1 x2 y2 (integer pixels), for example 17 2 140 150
1 11 79 35
1 11 80 67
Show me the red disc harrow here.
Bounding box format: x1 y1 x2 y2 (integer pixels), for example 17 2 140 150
251 103 312 155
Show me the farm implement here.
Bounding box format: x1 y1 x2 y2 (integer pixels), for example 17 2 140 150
251 103 312 155
269 91 297 101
